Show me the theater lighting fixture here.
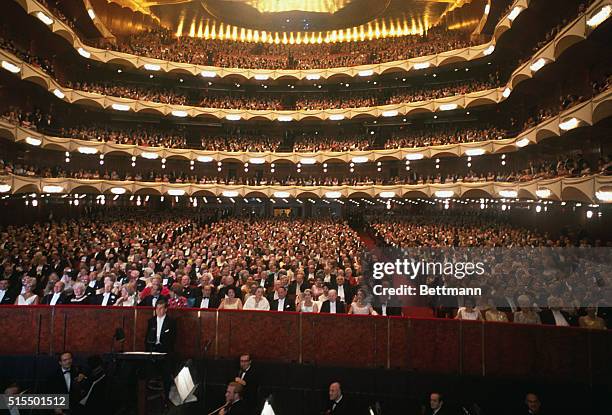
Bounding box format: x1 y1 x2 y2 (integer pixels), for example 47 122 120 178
325 191 342 199
536 205 542 213
53 89 65 99
559 118 579 131
77 146 98 154
351 156 369 164
77 47 91 58
499 190 518 198
143 63 161 71
299 158 316 165
379 192 396 198
439 104 458 111
254 74 269 80
140 152 159 160
194 156 213 164
87 9 96 19
226 114 241 121
42 185 63 193
483 44 495 56
0 184 11 193
1 60 20 74
25 136 42 146
465 149 486 156
529 58 547 72
434 190 454 198
249 158 266 164
502 87 511 98
382 110 398 117
413 62 430 70
167 189 186 196
110 187 126 195
200 70 217 78
405 153 424 160
587 5 611 27
111 103 130 111
536 189 552 198
274 191 290 198
222 190 239 197
507 6 523 22
329 114 345 121
306 74 321 80
358 69 374 77
586 210 593 218
171 110 188 117
515 137 530 147
277 116 293 122
36 11 54 25
595 191 612 202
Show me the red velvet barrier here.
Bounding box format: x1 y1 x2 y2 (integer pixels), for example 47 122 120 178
0 305 610 384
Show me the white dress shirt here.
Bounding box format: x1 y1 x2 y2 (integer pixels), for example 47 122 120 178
337 285 345 302
50 292 61 306
0 289 6 303
101 292 111 306
156 315 166 344
200 297 210 309
329 301 337 314
276 298 285 311
552 310 569 327
63 369 71 392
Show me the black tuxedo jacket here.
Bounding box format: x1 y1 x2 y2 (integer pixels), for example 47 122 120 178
145 315 177 353
139 294 168 307
373 304 402 316
539 309 576 326
226 399 249 415
331 283 354 304
48 366 87 410
326 396 352 415
238 366 259 406
41 292 69 305
195 294 220 309
0 290 16 305
91 293 118 306
320 300 347 314
270 298 295 312
287 281 310 297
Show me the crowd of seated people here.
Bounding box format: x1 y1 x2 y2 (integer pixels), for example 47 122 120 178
292 133 374 152
0 107 53 132
384 124 507 148
0 35 56 78
106 25 477 70
2 153 609 186
65 81 189 105
60 124 187 148
369 212 609 328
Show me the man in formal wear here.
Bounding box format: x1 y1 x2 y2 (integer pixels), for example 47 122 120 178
220 382 248 415
325 382 351 414
524 392 543 414
139 285 167 307
197 285 220 309
42 281 68 305
0 278 16 305
91 281 117 306
270 287 295 312
331 276 354 305
145 298 176 353
320 290 346 314
287 272 309 300
425 392 451 415
48 351 88 414
539 296 576 327
235 354 259 410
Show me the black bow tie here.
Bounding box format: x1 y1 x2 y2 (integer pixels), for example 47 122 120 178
63 370 71 374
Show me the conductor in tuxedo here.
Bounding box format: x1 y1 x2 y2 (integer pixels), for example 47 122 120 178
145 298 176 353
48 351 88 414
220 382 249 415
320 290 346 314
324 382 351 414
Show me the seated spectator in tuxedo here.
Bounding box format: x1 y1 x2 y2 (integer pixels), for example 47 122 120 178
325 382 352 414
0 278 16 305
219 286 243 310
297 289 319 313
42 281 68 305
67 282 91 305
139 275 170 301
15 280 39 305
91 281 117 306
145 298 176 353
270 286 294 312
425 392 451 415
48 351 88 414
197 284 219 309
243 287 270 311
348 289 378 315
539 296 575 327
235 353 259 409
115 285 137 307
332 275 354 305
219 381 248 415
288 271 309 302
167 283 188 308
513 295 541 325
178 274 195 299
139 284 167 307
524 392 543 415
578 307 607 330
266 280 283 303
455 297 483 320
320 290 346 314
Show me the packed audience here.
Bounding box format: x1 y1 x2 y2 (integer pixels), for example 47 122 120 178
385 124 507 149
65 81 189 105
0 35 56 78
107 26 477 70
293 133 374 152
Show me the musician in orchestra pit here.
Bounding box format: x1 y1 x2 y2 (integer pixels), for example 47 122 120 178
235 354 259 409
219 382 248 415
324 382 352 414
